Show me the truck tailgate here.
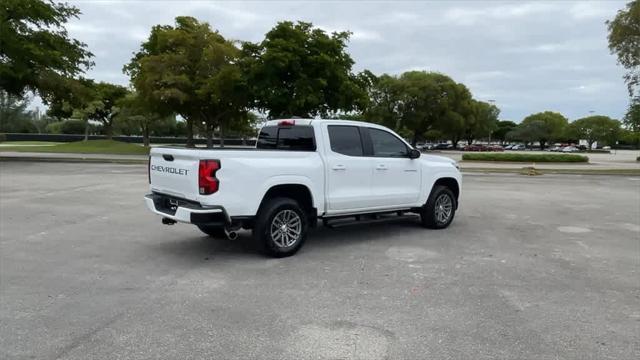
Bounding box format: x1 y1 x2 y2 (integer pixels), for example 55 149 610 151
149 150 200 200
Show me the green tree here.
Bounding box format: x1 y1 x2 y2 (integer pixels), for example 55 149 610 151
520 111 569 149
44 121 63 134
620 128 640 147
0 91 37 132
397 71 461 146
607 0 640 97
59 119 86 134
624 97 640 132
221 111 260 142
78 82 128 139
0 0 93 97
366 71 474 147
115 92 173 146
242 21 367 118
436 83 474 149
43 77 95 121
463 100 499 145
364 74 403 130
493 120 517 144
507 121 546 148
622 98 640 147
125 16 249 147
569 115 621 149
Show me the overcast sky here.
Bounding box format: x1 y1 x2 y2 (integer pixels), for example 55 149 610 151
42 0 630 122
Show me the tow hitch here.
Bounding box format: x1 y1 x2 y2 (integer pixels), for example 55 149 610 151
162 217 177 225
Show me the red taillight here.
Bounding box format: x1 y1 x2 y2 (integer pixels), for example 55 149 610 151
278 119 295 126
199 159 220 195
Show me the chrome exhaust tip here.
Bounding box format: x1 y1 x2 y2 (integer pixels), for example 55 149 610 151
225 229 238 240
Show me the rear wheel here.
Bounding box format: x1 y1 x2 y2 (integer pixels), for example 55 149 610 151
254 197 307 257
421 185 456 229
197 225 226 238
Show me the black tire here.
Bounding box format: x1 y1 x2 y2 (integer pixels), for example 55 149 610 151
420 185 457 229
197 225 227 238
254 197 308 257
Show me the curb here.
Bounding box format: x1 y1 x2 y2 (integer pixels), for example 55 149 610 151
0 156 147 165
461 167 640 176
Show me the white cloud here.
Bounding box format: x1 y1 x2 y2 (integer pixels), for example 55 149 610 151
443 2 560 26
35 0 630 122
350 29 383 42
570 2 616 20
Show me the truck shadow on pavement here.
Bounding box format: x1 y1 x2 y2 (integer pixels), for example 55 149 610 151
147 217 429 261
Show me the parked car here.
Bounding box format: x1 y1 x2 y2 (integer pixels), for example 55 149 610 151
460 144 503 152
463 144 484 152
504 144 514 150
549 146 562 152
562 146 579 153
146 119 462 257
510 144 526 150
432 143 453 150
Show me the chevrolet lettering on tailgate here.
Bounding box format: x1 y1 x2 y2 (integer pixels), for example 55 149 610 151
151 164 189 176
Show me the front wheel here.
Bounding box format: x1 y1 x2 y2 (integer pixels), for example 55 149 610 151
254 197 308 257
420 185 457 229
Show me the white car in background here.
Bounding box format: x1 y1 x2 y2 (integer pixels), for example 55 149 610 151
562 146 580 153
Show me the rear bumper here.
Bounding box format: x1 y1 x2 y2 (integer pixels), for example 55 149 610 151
144 193 230 226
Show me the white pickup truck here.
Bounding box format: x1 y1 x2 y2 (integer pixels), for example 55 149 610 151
145 119 461 257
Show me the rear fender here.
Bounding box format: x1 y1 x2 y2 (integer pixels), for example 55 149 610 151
252 175 321 216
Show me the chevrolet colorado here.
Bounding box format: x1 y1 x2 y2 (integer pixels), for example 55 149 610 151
145 119 461 257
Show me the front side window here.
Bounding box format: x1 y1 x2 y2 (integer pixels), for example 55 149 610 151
328 125 364 156
369 128 408 157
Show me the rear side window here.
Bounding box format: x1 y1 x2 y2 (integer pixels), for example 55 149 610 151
369 128 408 157
256 127 278 149
328 125 363 156
257 126 316 151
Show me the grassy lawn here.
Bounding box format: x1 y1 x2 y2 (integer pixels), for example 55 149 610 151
0 141 62 146
462 153 589 163
0 140 149 155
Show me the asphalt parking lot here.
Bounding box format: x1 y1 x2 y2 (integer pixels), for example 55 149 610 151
1 162 639 360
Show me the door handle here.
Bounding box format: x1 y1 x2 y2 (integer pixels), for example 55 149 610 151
375 164 388 170
332 164 346 171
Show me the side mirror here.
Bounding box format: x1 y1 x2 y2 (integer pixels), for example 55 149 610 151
409 148 421 159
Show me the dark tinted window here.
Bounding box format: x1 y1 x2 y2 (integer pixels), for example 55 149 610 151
256 126 277 149
328 125 363 156
369 128 408 157
256 126 316 151
277 126 316 150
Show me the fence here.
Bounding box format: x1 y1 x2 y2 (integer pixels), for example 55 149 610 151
1 133 257 146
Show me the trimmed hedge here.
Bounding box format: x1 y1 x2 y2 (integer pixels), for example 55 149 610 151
462 153 589 163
